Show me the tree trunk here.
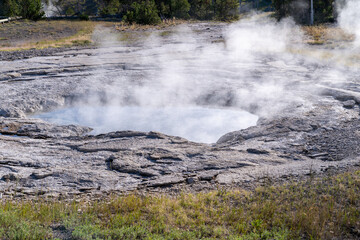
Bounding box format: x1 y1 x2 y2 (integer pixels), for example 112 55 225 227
310 0 314 25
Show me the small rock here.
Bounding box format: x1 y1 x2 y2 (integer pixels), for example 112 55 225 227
79 187 96 192
0 74 11 81
30 171 53 179
343 100 356 109
7 72 22 78
186 177 195 184
246 148 269 154
198 171 219 181
309 152 328 158
147 175 185 187
1 173 18 181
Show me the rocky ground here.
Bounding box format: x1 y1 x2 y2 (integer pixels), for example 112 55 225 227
0 22 360 199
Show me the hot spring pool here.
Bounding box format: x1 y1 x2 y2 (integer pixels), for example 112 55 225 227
35 106 258 143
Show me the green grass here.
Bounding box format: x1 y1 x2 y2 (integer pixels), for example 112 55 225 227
1 170 360 239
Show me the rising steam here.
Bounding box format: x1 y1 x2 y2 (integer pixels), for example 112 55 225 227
38 4 360 143
338 0 360 46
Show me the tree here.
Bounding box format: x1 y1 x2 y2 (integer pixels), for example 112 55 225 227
155 0 190 19
0 0 20 17
214 0 239 21
310 0 313 24
170 0 190 18
98 0 120 16
0 0 45 20
19 0 45 20
272 0 335 24
188 0 213 19
124 0 161 24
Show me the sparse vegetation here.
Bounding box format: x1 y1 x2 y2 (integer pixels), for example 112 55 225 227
302 25 355 45
1 170 359 239
0 20 98 50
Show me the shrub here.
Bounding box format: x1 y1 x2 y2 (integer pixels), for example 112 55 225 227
99 0 121 16
170 0 191 19
78 13 90 21
156 0 190 19
188 0 213 20
214 0 239 21
124 0 161 25
0 0 20 17
272 0 335 24
18 0 45 20
65 7 75 16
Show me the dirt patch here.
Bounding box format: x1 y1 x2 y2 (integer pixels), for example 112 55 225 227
0 20 97 50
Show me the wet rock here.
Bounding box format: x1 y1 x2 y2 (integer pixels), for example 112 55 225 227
147 148 184 162
0 74 11 81
321 87 360 104
110 156 160 177
343 100 356 109
198 171 220 181
7 72 22 78
1 173 19 181
247 148 269 154
146 175 185 187
0 108 26 118
309 152 329 158
186 177 195 184
30 171 53 180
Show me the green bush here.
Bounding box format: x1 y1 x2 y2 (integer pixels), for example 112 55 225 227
99 0 121 16
78 13 90 21
18 0 45 20
0 0 45 20
214 0 239 21
124 0 161 25
65 7 75 16
272 0 335 24
156 0 190 19
188 0 213 20
0 0 20 17
170 0 191 19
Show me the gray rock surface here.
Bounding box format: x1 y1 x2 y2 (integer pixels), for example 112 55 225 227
0 23 360 198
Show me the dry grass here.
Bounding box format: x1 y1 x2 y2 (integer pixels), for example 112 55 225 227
114 19 190 32
0 20 100 51
288 25 360 68
302 25 355 45
0 169 359 239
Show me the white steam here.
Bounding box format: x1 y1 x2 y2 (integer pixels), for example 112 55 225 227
122 17 305 117
338 0 360 45
39 12 360 143
36 106 258 143
43 0 57 17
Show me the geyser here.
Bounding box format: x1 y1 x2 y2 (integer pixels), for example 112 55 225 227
33 17 318 144
35 106 258 143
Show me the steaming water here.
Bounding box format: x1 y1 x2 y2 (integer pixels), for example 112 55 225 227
32 8 360 144
35 106 258 143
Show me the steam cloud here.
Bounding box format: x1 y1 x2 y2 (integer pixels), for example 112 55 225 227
39 6 360 143
338 0 360 45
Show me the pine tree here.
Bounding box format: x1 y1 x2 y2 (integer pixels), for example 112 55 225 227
19 0 45 20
